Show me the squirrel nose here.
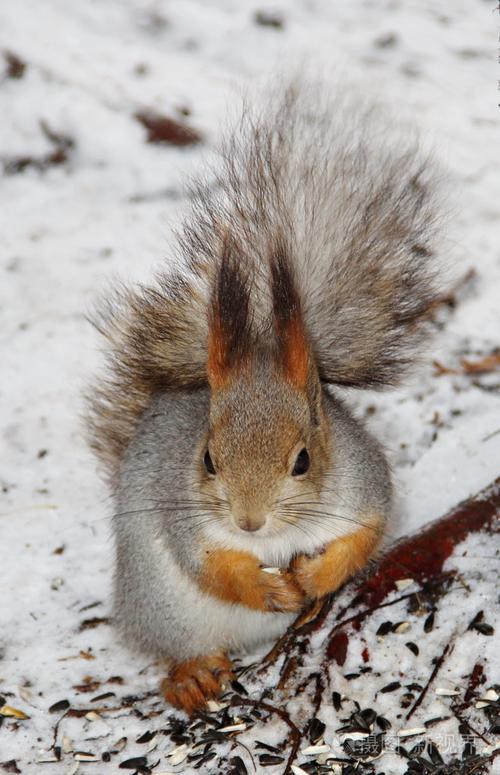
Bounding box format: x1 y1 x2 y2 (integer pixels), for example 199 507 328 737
238 515 266 533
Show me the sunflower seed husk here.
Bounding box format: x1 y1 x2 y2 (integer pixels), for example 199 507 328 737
395 578 414 591
399 727 426 738
0 705 30 719
301 743 331 755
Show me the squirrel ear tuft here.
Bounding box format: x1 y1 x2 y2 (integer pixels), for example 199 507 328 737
207 235 252 390
270 240 310 389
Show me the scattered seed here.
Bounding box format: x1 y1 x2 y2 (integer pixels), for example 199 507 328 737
49 699 70 713
376 716 392 731
467 611 495 635
62 736 73 754
399 727 426 738
218 722 246 733
332 691 342 711
74 752 99 762
228 755 248 774
193 751 216 768
259 753 285 765
84 711 102 722
119 756 148 770
341 731 369 741
351 712 371 731
393 621 411 634
435 687 460 696
308 717 326 743
167 744 189 765
360 708 377 726
291 766 311 775
206 700 227 712
424 716 451 728
380 681 401 693
301 744 330 755
474 622 494 636
427 742 444 765
424 611 435 632
405 641 419 656
0 705 30 719
255 741 281 754
395 578 414 591
231 679 248 695
376 621 393 637
136 730 156 744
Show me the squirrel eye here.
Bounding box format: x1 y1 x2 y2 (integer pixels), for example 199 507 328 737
203 449 216 475
292 448 310 476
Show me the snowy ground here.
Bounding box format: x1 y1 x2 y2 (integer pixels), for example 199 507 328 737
1 0 499 773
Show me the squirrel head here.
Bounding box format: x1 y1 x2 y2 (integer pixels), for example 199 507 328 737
199 237 331 536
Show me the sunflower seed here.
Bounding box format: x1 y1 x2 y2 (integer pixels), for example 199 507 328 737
380 681 401 693
301 743 331 755
309 717 326 743
218 722 246 732
376 621 393 637
167 744 189 765
393 621 411 634
207 699 228 712
399 727 426 738
49 699 70 713
395 578 414 591
291 766 311 775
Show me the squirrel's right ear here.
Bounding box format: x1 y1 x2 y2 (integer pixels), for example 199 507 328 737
207 236 252 391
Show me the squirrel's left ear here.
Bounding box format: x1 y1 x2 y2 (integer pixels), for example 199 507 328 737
270 241 312 390
207 236 252 391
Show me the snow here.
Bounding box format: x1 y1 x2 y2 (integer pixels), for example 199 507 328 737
1 0 499 772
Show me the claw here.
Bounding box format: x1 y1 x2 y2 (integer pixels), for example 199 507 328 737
161 653 234 715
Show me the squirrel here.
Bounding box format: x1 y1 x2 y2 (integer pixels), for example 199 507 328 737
87 81 442 715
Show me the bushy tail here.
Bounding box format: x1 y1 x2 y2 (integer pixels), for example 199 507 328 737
88 81 444 479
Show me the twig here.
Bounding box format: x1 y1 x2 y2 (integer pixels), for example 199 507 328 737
405 639 453 720
232 697 302 775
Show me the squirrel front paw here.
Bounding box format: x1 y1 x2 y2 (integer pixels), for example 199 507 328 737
256 568 305 613
161 653 234 715
200 548 305 613
291 523 383 599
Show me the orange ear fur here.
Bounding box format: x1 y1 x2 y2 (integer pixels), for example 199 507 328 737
206 235 252 391
278 312 309 388
207 305 229 390
270 239 310 389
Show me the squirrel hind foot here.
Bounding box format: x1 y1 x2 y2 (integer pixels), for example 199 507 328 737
161 653 234 715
